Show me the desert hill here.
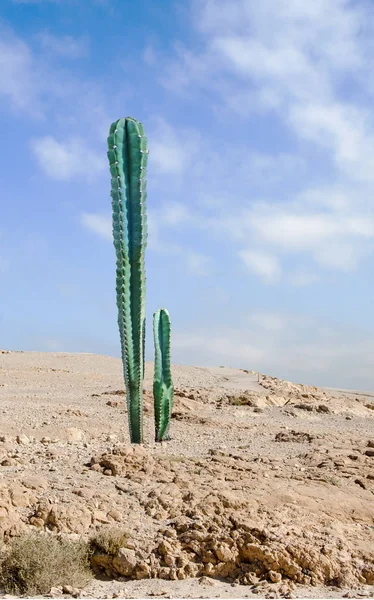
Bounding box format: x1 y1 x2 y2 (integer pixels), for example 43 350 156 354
0 350 373 598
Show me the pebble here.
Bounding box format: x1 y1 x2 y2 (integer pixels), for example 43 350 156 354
62 585 80 597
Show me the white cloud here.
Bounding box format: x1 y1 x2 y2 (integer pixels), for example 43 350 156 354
287 271 319 286
173 330 266 367
160 0 374 281
173 310 374 389
185 252 211 276
0 30 42 114
207 183 374 274
81 205 212 277
36 32 89 58
31 136 105 181
81 213 111 240
0 26 111 142
247 312 286 331
148 119 201 175
239 250 282 284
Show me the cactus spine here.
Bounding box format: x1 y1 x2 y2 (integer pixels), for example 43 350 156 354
153 308 174 441
107 117 148 444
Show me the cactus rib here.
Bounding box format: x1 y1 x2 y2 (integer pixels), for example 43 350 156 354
107 117 148 444
153 308 174 441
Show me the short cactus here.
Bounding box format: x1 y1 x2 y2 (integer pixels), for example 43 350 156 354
107 117 148 444
153 308 174 441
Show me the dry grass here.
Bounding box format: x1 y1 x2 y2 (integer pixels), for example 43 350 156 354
0 532 92 595
226 393 254 406
90 527 129 556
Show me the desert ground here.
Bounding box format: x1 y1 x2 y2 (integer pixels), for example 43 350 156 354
0 349 373 599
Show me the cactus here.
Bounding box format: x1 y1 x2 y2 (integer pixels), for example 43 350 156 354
107 117 148 444
153 308 174 441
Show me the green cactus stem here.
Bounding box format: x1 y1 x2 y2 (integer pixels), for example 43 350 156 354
107 117 148 444
153 308 174 442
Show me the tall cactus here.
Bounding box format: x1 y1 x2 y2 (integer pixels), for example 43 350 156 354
107 117 148 444
153 308 174 442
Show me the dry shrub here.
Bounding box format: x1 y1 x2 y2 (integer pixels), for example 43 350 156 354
227 394 254 406
90 527 129 555
0 532 92 595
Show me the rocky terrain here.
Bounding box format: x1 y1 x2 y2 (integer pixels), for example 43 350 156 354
0 350 373 598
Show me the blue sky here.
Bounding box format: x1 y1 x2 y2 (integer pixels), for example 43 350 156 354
1 0 374 389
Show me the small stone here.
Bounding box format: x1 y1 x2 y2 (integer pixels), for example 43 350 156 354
65 428 85 443
112 548 137 576
48 587 64 597
0 435 12 443
22 476 48 491
364 449 374 457
269 570 282 583
62 585 80 597
29 516 45 528
368 440 374 448
93 510 110 523
16 434 30 445
199 576 217 586
1 458 17 466
108 509 122 521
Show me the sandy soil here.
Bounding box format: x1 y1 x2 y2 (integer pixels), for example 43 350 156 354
0 350 373 599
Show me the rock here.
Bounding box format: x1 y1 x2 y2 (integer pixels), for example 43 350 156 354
90 464 102 472
158 540 174 556
269 570 282 583
62 585 80 597
367 440 374 448
93 510 110 524
108 509 122 522
275 431 314 443
212 542 236 563
41 437 52 444
364 449 374 457
48 587 64 597
46 504 92 533
0 435 8 442
198 576 217 586
65 428 86 443
0 498 24 536
16 434 30 445
95 446 155 477
9 485 35 507
1 458 18 466
135 561 151 579
29 516 45 528
112 547 138 576
22 476 49 491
